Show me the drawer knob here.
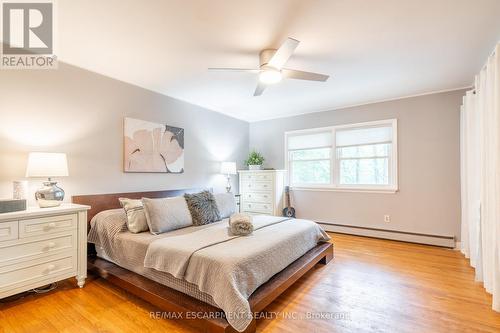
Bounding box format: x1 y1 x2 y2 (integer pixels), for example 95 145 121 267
47 242 56 249
46 264 56 272
47 222 56 228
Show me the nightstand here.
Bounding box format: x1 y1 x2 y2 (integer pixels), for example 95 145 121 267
0 203 90 299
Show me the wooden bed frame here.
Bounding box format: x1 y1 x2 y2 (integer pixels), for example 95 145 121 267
73 189 334 333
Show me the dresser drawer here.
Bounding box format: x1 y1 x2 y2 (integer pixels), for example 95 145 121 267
0 232 76 266
0 222 18 242
19 214 77 239
240 201 273 214
241 192 272 203
240 173 273 182
241 181 272 192
0 253 76 289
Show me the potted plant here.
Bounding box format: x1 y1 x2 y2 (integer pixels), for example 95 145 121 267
245 150 265 170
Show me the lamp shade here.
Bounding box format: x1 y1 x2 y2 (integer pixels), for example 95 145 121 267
26 152 69 178
220 162 237 175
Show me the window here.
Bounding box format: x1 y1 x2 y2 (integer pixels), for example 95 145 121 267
288 131 332 185
285 119 398 192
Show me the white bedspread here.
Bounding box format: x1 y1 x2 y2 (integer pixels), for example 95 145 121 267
144 215 330 332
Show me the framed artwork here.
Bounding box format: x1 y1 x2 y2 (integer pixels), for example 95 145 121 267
124 117 184 173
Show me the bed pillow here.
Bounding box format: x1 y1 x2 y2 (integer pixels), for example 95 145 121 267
88 208 128 252
184 191 221 226
118 198 149 233
142 197 193 234
214 193 236 219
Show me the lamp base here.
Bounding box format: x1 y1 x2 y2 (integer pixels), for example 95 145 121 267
35 181 65 208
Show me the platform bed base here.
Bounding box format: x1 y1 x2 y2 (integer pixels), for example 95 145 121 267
75 189 334 332
88 242 333 333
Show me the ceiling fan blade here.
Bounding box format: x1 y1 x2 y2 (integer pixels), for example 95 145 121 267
254 81 267 96
208 68 261 73
282 68 329 82
267 37 300 69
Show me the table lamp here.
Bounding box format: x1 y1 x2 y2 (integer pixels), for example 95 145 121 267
220 162 237 193
26 152 69 208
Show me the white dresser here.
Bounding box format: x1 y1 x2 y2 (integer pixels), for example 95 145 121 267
238 170 286 216
0 204 90 299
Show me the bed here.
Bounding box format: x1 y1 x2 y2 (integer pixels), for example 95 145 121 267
73 189 333 333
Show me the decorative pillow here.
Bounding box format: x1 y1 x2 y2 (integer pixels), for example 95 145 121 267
214 193 236 219
184 191 221 226
118 198 149 233
141 197 193 234
88 208 128 247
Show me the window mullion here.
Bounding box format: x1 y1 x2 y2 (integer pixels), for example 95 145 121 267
288 145 332 152
337 156 390 160
290 158 331 162
336 140 392 149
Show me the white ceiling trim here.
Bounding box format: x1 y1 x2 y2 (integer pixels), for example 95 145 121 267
250 86 472 123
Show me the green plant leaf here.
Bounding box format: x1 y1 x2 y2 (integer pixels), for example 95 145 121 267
245 150 265 166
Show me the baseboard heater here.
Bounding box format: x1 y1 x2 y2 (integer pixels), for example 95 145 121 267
318 221 456 248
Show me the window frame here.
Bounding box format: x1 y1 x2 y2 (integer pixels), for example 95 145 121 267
284 119 398 193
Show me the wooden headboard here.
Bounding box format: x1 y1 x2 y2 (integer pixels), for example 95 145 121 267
72 188 204 224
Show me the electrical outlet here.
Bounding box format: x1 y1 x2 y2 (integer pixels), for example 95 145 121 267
384 215 391 223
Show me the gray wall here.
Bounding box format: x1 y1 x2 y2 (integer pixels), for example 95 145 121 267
250 90 464 239
0 63 463 240
0 63 249 206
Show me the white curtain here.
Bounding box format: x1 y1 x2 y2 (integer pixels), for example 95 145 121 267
460 43 500 312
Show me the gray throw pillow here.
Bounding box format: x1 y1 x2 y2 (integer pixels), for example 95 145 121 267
142 197 193 234
214 193 236 219
184 191 221 225
119 198 149 233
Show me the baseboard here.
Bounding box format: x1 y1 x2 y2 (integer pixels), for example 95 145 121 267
318 222 456 248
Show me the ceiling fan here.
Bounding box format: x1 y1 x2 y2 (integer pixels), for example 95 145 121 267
208 37 329 96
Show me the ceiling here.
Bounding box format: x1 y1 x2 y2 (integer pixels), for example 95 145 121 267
58 0 500 122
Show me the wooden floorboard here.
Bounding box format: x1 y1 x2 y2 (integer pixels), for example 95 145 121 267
1 233 499 333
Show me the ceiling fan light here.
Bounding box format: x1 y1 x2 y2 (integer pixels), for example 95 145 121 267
259 69 282 84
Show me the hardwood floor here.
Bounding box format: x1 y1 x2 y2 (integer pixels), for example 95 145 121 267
1 233 499 333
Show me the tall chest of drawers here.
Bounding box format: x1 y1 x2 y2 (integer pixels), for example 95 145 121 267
0 204 90 299
238 170 286 216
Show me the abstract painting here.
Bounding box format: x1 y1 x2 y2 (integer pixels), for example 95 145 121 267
124 117 184 173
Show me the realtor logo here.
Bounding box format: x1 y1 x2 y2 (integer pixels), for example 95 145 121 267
1 0 57 69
